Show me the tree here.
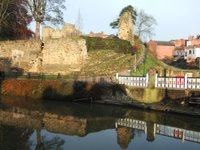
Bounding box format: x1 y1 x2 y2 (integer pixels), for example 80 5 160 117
110 5 137 29
0 0 33 40
135 10 157 40
0 0 15 32
26 0 66 39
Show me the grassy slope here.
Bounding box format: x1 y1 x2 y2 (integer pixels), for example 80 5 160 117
131 51 161 76
78 50 136 76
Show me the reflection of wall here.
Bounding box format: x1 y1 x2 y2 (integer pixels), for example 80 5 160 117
117 127 134 149
43 113 87 136
146 122 155 142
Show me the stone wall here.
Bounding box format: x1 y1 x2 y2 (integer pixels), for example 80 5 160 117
0 26 88 75
0 40 42 73
42 38 87 74
119 12 134 44
42 24 81 41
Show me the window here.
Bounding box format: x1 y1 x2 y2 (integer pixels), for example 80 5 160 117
189 50 192 54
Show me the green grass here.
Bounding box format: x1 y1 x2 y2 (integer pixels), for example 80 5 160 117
78 49 135 76
131 51 164 76
83 36 132 53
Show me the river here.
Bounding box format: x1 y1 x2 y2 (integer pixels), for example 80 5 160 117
0 97 200 150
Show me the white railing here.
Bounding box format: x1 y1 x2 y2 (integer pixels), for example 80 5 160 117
155 74 200 90
116 73 148 87
187 78 200 89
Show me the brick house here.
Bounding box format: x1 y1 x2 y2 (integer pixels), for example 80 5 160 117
148 40 175 60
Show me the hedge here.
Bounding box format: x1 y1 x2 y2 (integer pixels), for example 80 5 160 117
83 36 132 53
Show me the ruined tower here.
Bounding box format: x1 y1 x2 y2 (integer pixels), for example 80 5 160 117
119 12 134 44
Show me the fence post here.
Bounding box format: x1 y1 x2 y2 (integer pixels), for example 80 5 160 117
184 74 188 89
155 73 158 88
146 73 149 87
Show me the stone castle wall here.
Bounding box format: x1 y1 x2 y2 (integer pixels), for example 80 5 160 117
42 38 87 74
42 24 81 41
119 12 134 44
0 24 88 75
0 40 42 73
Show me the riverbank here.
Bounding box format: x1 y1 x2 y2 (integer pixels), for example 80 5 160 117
94 99 200 117
0 78 199 116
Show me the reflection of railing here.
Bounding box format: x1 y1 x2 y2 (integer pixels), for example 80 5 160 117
156 124 200 143
115 118 200 144
116 73 148 87
115 118 147 133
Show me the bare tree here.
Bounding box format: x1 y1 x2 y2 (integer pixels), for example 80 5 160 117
0 0 15 31
135 10 157 40
26 0 66 39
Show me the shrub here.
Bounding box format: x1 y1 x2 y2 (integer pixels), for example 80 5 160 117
83 36 132 53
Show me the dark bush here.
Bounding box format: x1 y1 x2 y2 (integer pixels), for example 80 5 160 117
83 36 132 53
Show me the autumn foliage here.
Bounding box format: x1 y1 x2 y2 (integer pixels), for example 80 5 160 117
0 0 33 40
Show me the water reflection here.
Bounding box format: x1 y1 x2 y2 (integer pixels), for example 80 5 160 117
0 97 200 149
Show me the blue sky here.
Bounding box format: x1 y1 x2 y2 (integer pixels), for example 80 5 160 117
31 0 200 41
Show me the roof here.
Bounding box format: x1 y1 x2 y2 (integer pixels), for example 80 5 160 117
155 41 175 46
185 45 200 49
175 46 185 50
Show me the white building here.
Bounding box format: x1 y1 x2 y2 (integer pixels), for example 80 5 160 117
184 46 200 60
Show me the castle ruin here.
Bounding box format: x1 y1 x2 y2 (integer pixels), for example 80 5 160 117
118 12 134 44
0 23 87 75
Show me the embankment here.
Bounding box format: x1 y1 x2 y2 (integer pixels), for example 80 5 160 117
1 78 200 102
0 78 129 102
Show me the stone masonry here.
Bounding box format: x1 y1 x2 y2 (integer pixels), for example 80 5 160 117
0 24 88 75
42 24 81 41
42 38 87 74
119 12 134 44
0 40 42 73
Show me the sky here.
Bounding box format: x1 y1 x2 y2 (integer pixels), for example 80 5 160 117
31 0 200 41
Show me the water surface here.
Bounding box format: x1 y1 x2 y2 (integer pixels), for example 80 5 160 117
0 97 200 150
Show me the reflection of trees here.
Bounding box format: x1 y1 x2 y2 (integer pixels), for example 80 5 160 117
35 129 65 150
0 125 34 150
116 127 134 149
